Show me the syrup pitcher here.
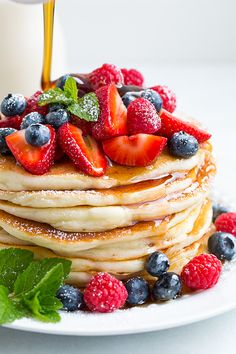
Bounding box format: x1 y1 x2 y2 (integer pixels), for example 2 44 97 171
0 0 65 98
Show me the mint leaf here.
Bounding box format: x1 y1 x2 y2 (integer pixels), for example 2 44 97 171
68 93 100 122
38 88 73 106
64 76 78 101
14 258 71 297
24 292 61 323
0 248 33 292
0 286 27 325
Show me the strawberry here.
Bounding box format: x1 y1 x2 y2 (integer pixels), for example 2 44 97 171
0 115 23 130
70 115 92 136
58 123 107 177
102 134 167 167
92 83 127 140
6 125 56 175
159 109 211 143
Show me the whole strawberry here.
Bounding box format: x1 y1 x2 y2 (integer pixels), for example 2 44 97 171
181 254 222 290
84 272 128 313
89 64 124 91
121 68 144 87
215 212 236 237
151 85 176 113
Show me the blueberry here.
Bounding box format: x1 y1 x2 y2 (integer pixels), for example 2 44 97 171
213 204 229 223
45 109 70 129
141 89 163 113
208 232 236 261
145 251 170 277
56 285 84 312
0 128 17 155
152 272 182 301
1 94 27 117
122 92 141 107
49 104 65 113
168 131 199 158
21 112 45 129
125 277 150 305
25 124 50 147
56 75 71 90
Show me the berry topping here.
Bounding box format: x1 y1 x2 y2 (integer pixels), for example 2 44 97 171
56 285 84 312
213 204 230 222
0 128 17 155
208 232 236 261
21 112 45 129
181 254 222 290
121 68 144 87
92 83 127 140
117 85 144 97
125 277 150 305
0 94 26 117
70 115 92 136
49 104 65 113
102 134 167 167
127 98 161 135
84 272 128 313
152 272 182 301
25 124 51 147
89 64 124 91
56 74 71 90
58 123 107 176
168 131 199 158
6 125 56 175
145 251 170 277
25 91 48 116
140 89 163 113
215 212 236 237
122 92 140 108
151 85 176 113
159 109 211 143
0 115 23 130
45 109 70 129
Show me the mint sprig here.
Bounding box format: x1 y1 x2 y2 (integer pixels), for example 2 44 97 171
0 248 72 325
39 76 100 122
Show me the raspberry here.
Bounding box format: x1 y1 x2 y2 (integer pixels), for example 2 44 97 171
215 212 236 237
121 68 144 87
181 254 222 290
84 272 128 313
151 85 176 113
0 115 23 130
89 64 124 91
127 98 161 134
25 91 48 116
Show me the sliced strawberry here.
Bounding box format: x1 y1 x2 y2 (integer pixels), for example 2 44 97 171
70 115 92 135
58 123 107 177
0 115 23 130
55 142 65 161
102 134 167 167
6 125 56 175
159 109 211 143
92 83 127 140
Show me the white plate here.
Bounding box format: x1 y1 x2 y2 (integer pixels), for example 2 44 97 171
3 259 236 336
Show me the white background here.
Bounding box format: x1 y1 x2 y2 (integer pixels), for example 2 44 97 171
0 0 236 353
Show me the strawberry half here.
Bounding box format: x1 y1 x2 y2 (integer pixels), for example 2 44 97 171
102 134 167 167
6 125 56 175
0 115 23 130
159 109 211 143
92 83 127 140
58 123 107 177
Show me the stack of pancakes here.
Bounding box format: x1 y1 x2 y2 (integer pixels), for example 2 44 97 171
0 141 216 286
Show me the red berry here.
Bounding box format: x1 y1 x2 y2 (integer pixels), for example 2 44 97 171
0 115 23 130
25 91 48 116
121 68 144 87
151 85 177 113
92 83 127 140
84 272 128 313
159 109 211 143
58 123 107 177
70 115 92 136
181 254 222 290
89 64 124 91
6 125 56 175
103 134 167 167
215 212 236 237
127 98 161 135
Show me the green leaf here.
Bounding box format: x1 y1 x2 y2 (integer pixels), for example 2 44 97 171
38 88 73 106
68 93 100 122
0 286 27 325
0 248 33 292
24 292 61 323
64 76 78 101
